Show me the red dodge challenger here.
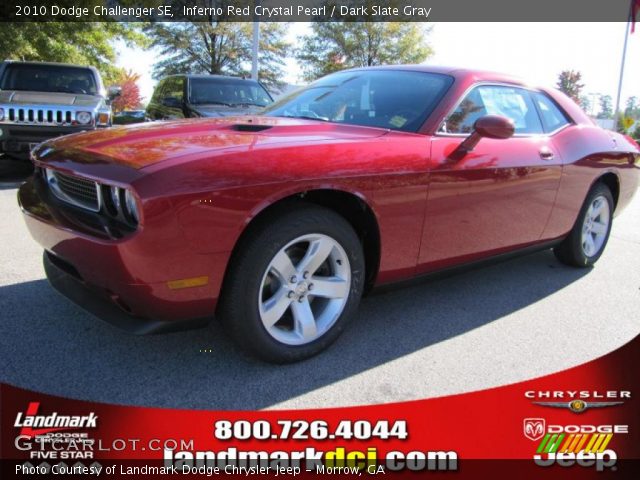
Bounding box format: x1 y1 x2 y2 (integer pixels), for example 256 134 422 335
19 66 640 362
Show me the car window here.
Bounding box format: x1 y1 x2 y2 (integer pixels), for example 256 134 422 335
151 79 166 104
533 92 571 132
188 77 272 107
163 77 183 102
262 71 453 133
443 85 543 135
1 64 98 95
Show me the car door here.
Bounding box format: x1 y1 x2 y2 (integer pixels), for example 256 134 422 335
418 84 563 271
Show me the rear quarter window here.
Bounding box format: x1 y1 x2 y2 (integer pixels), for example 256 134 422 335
533 92 572 133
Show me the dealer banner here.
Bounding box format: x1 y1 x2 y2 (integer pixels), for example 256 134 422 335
2 334 638 478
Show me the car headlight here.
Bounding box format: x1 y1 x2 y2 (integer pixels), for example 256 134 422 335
101 185 139 227
76 111 92 125
0 107 4 121
123 189 139 223
109 186 121 212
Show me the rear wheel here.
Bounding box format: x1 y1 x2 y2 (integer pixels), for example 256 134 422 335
219 205 365 363
554 183 614 267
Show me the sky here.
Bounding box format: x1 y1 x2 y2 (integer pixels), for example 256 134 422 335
117 22 640 113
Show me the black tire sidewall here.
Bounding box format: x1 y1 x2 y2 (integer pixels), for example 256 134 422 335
219 205 365 363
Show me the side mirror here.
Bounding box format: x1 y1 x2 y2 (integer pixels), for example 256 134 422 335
107 86 121 100
162 96 182 109
459 115 515 152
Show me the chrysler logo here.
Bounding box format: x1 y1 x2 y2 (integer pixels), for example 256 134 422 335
533 400 623 413
524 418 546 441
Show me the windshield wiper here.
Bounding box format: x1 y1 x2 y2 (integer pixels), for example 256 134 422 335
234 102 267 108
276 114 330 122
195 101 234 107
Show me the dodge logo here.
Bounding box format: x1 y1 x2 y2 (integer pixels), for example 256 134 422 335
524 418 546 441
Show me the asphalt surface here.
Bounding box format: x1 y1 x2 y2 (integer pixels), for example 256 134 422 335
1 163 639 411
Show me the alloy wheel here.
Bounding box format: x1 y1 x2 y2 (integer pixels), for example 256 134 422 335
580 195 610 257
258 234 351 346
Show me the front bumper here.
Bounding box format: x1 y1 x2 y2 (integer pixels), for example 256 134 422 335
18 174 228 333
44 251 209 334
0 124 91 159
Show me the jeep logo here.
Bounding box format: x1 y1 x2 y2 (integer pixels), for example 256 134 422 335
534 450 617 471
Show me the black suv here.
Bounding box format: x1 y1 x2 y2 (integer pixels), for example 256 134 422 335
146 74 273 120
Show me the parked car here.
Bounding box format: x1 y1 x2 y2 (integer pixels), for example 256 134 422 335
0 61 118 162
146 74 273 120
19 66 639 362
113 110 148 125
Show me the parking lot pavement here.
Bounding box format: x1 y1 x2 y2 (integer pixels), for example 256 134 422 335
1 177 639 411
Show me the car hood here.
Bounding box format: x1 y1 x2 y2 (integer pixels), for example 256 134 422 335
192 104 264 117
0 90 102 108
36 116 389 170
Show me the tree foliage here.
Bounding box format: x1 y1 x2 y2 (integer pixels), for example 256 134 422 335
296 23 434 81
598 95 613 120
0 22 145 86
556 70 584 103
578 95 591 113
617 115 635 133
625 96 639 119
110 70 143 112
145 22 290 91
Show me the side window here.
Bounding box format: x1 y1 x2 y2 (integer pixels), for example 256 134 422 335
443 85 543 135
163 77 183 102
533 92 571 133
151 79 166 104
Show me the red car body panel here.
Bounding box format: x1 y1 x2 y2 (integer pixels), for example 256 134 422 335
18 66 640 330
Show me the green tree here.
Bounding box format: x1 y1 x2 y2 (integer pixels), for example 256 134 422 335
598 95 613 120
625 96 639 118
0 23 145 85
578 95 591 114
616 115 635 134
145 22 290 90
296 23 433 81
556 70 584 103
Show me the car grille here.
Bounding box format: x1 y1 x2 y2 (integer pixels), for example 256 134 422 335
2 106 77 126
47 170 100 212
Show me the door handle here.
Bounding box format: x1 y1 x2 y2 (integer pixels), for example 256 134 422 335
539 147 555 161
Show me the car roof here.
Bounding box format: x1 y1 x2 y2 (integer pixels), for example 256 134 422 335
347 64 530 87
345 64 592 130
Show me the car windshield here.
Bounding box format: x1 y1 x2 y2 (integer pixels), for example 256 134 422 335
188 77 273 107
1 64 98 95
261 70 453 132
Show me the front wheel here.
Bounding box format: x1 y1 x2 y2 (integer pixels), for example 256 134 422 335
554 183 614 267
219 205 365 363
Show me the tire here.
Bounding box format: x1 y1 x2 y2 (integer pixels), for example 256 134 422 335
554 183 614 267
218 204 365 363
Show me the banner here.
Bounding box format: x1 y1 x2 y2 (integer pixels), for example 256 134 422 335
2 334 639 477
0 0 636 22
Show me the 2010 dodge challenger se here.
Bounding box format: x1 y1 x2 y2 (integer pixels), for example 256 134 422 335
18 66 640 362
